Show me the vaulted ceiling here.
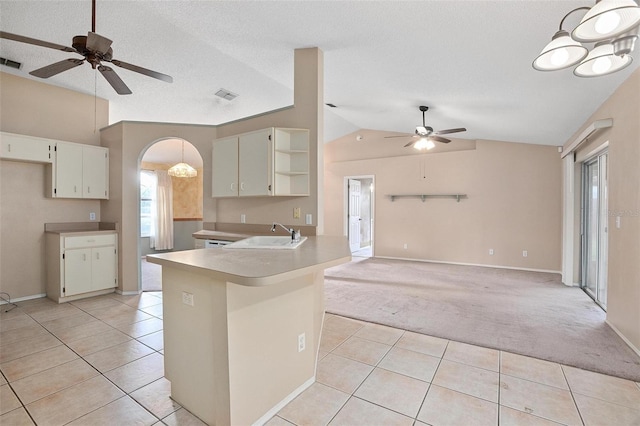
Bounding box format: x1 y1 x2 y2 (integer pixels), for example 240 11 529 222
1 1 637 148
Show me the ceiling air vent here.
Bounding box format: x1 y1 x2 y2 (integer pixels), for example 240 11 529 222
0 57 22 70
215 88 238 101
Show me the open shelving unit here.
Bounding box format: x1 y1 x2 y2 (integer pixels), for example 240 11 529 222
273 128 310 196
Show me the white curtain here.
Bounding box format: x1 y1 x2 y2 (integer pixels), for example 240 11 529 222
150 170 174 250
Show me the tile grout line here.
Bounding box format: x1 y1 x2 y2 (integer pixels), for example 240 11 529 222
3 296 169 425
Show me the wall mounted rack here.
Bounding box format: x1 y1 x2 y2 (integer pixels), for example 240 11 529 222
387 194 467 202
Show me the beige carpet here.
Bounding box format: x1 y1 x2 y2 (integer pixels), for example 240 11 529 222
324 257 640 382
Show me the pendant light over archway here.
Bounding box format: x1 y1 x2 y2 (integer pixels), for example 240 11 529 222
168 140 197 178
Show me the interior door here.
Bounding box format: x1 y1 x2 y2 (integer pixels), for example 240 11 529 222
582 152 608 309
348 179 361 252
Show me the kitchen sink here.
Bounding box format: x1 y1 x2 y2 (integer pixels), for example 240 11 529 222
224 236 307 250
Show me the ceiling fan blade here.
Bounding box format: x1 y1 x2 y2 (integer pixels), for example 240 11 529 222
435 127 466 135
0 31 76 53
98 65 132 95
430 135 451 144
87 32 112 54
109 59 173 83
384 134 416 139
30 58 84 78
404 140 416 148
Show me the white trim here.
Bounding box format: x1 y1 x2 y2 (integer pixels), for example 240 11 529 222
376 256 561 274
0 293 46 304
575 140 609 164
251 376 315 426
561 118 612 158
606 320 640 358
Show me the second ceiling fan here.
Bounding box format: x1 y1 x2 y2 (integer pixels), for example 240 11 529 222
385 106 467 150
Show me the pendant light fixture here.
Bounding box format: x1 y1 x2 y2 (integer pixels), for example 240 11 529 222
168 140 197 178
533 0 640 77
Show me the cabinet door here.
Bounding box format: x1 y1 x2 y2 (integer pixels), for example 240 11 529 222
0 132 52 163
83 145 109 199
55 142 83 198
92 246 116 291
64 248 92 296
212 137 239 197
238 129 272 196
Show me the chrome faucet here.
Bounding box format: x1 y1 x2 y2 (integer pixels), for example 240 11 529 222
271 222 301 242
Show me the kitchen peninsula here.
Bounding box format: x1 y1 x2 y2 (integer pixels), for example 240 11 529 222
147 236 351 425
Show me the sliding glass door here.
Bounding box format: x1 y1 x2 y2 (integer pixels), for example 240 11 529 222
582 152 608 309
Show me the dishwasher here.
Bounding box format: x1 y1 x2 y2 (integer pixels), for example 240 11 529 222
205 239 233 248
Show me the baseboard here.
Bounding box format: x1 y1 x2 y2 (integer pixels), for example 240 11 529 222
606 319 640 358
376 256 562 274
252 376 315 426
0 293 47 305
115 289 142 296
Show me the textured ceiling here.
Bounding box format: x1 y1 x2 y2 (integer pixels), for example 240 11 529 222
1 0 638 152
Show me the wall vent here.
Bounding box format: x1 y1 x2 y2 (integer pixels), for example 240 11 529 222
0 57 22 70
215 88 238 101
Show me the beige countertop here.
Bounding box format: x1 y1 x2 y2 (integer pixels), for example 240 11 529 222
45 229 118 236
147 236 351 287
191 229 253 241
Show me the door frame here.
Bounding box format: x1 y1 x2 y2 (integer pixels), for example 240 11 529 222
343 175 375 255
580 149 608 310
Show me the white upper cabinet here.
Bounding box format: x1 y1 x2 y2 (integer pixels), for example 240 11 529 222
212 136 239 197
212 128 273 197
238 129 273 197
0 132 53 163
51 141 109 199
212 127 309 198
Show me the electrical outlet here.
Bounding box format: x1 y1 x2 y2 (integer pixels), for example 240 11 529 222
89 212 96 221
298 333 306 352
293 207 301 219
305 214 312 225
182 292 194 306
616 216 621 229
240 214 246 223
403 243 408 249
522 250 528 258
489 249 494 255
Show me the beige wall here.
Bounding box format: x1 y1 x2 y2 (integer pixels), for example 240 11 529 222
0 73 109 300
563 68 640 351
324 133 562 271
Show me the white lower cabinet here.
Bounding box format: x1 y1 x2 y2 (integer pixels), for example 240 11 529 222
46 232 118 302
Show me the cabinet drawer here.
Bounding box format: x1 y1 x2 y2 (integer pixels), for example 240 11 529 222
64 234 116 248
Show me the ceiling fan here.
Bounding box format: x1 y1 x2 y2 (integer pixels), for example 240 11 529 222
0 0 172 95
385 106 467 150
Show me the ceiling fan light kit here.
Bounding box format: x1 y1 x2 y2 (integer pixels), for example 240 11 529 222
0 0 172 94
533 0 640 77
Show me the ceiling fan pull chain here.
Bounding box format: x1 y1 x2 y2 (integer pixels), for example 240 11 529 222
94 69 98 133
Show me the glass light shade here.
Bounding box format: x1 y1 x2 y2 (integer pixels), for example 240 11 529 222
533 30 588 71
414 138 436 150
168 162 197 178
572 0 640 42
574 42 633 77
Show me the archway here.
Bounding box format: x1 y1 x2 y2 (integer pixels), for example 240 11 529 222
138 138 203 291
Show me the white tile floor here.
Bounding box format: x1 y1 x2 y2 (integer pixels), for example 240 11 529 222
1 294 640 425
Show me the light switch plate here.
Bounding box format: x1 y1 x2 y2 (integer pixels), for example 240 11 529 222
305 214 312 225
